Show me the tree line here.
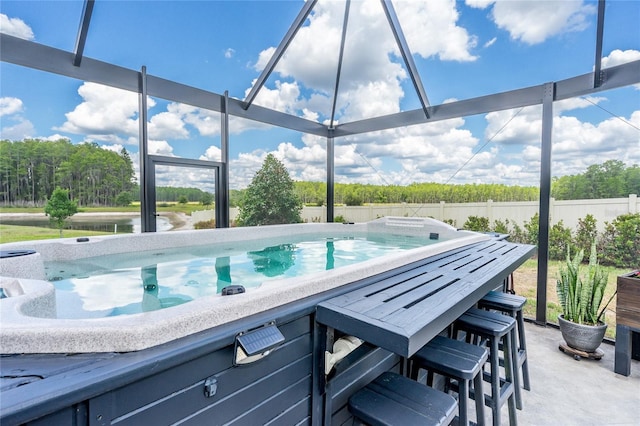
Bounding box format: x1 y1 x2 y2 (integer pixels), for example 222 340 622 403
0 139 135 206
551 160 640 200
293 181 540 206
130 185 213 204
1 139 637 207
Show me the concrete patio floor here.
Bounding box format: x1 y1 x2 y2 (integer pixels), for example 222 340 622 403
491 321 640 425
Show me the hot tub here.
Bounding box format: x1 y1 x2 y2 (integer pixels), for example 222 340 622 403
0 217 488 353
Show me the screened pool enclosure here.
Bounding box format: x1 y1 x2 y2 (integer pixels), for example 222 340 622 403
2 0 638 324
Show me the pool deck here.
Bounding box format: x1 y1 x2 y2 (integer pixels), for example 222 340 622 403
475 321 640 426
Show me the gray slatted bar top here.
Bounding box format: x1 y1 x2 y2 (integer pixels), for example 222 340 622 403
316 239 536 358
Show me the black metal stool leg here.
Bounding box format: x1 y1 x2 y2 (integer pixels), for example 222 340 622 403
516 310 531 391
504 331 518 426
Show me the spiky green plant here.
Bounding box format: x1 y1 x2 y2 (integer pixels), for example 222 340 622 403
556 242 615 325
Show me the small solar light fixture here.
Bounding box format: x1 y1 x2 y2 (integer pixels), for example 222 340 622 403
234 322 285 365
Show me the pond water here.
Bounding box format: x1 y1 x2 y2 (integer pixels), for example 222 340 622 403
1 216 172 233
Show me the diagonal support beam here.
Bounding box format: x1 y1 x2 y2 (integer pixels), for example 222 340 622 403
329 0 351 129
243 0 317 109
73 0 95 66
380 0 430 118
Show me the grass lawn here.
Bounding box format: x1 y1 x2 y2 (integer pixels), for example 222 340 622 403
513 258 626 339
0 223 112 244
0 203 211 215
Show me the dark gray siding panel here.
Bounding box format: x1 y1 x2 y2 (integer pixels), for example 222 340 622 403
25 403 87 426
176 355 311 425
264 397 311 426
88 316 313 426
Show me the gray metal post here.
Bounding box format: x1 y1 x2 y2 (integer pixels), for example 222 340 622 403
73 0 94 66
594 0 606 88
218 91 230 228
380 0 431 118
138 66 155 232
536 82 554 325
327 135 335 222
329 0 350 129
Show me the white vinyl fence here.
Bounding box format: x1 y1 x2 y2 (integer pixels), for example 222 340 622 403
191 194 638 233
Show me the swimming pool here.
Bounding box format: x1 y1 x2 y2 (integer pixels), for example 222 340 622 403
46 233 444 319
0 217 489 353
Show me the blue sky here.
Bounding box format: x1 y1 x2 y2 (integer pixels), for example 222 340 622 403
1 0 639 191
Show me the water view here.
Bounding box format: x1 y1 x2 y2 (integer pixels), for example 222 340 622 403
1 216 172 233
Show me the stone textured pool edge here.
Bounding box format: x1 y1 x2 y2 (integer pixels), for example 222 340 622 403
0 219 489 354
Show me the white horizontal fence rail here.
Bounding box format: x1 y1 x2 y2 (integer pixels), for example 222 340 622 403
192 195 638 233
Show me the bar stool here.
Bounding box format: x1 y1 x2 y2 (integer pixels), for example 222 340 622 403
478 290 530 409
410 335 489 426
454 308 518 426
348 371 457 426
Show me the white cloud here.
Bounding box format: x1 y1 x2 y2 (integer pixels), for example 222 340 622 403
0 14 34 40
42 134 70 142
396 0 478 62
224 48 235 59
467 0 596 45
0 97 35 140
601 49 640 68
100 143 125 154
481 101 640 181
555 96 606 113
200 145 222 162
148 140 174 156
248 79 302 114
148 110 189 140
601 49 640 90
56 83 141 139
0 97 23 116
0 117 35 140
250 0 479 122
484 37 497 48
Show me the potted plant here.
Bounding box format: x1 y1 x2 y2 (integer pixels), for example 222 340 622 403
556 242 616 353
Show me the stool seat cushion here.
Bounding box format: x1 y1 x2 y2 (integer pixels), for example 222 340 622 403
479 291 526 311
412 335 489 380
457 308 515 336
349 372 457 426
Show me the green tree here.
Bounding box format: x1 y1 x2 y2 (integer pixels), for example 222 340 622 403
598 213 640 268
548 220 572 260
115 191 133 206
574 214 597 255
463 216 490 232
200 192 214 206
343 192 363 206
44 187 78 237
491 219 510 234
524 213 539 245
236 154 302 226
552 160 637 200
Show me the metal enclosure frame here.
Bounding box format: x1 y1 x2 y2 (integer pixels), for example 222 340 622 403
1 0 639 323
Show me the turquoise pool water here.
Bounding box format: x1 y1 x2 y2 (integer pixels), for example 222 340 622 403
44 233 442 319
